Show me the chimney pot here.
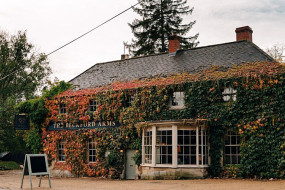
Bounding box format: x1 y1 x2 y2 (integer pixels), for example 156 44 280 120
121 54 129 60
235 26 253 42
168 33 180 54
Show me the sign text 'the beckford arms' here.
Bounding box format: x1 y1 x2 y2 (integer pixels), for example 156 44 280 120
47 120 120 130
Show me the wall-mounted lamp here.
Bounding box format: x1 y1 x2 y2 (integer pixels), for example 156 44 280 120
120 150 124 153
125 135 130 142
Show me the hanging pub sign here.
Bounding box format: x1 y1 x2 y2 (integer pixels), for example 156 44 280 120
14 114 30 130
47 120 120 131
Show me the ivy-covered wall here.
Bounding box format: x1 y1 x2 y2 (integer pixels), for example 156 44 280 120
41 62 285 178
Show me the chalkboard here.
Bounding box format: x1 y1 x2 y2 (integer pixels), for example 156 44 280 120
30 156 47 173
21 154 51 189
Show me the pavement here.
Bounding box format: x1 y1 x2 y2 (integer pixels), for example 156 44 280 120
0 170 284 190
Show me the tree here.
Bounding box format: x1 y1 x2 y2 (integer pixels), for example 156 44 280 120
0 30 51 153
129 0 199 56
266 44 285 63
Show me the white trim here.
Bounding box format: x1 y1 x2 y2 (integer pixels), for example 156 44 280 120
201 128 204 165
196 127 199 166
141 164 209 168
142 130 145 165
151 126 156 167
172 125 178 168
142 123 209 168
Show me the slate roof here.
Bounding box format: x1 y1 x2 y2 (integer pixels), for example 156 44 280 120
70 40 274 90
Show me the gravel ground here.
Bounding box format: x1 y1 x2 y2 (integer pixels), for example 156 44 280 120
0 170 284 190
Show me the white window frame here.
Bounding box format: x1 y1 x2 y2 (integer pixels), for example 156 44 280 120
88 139 97 163
58 140 66 162
88 99 99 112
178 129 197 165
59 103 67 114
169 91 184 110
143 130 152 164
125 95 134 108
222 87 237 102
156 129 172 165
142 125 209 168
224 131 241 165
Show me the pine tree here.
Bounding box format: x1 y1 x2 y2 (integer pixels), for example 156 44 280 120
129 0 198 56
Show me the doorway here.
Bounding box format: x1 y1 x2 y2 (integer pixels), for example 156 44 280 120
125 149 136 179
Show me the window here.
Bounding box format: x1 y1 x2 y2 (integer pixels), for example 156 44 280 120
142 125 209 167
59 103 66 114
224 131 241 164
58 140 66 162
178 130 196 165
199 130 209 165
88 139 96 163
143 131 152 164
170 91 184 109
125 95 134 108
88 99 99 112
156 130 172 164
222 87 237 102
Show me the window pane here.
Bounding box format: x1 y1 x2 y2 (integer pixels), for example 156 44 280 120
162 136 166 144
231 136 237 145
184 146 190 154
191 136 196 145
178 136 183 145
191 156 196 165
225 146 231 154
162 147 166 154
232 146 237 154
184 135 190 145
167 156 172 164
168 147 172 154
184 156 190 164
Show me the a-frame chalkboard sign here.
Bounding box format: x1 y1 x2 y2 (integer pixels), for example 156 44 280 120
21 154 51 189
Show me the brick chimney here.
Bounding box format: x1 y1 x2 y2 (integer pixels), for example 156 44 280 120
168 33 180 54
235 26 253 42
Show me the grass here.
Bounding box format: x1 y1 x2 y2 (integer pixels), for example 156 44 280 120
0 161 20 170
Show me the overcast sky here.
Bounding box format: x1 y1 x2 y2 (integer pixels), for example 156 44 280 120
1 0 285 82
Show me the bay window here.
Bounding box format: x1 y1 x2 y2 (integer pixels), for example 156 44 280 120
142 124 209 167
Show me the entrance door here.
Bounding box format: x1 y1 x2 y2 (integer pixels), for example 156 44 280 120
125 149 136 179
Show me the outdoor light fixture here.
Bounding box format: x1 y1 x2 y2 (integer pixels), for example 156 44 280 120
120 150 124 153
125 135 130 142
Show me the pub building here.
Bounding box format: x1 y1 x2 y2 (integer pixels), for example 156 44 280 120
43 26 283 179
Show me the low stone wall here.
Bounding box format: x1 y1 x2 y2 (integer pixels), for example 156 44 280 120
49 161 74 177
141 166 208 180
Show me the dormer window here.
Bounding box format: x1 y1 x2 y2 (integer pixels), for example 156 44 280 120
59 103 66 114
170 91 184 110
89 99 99 112
222 87 237 102
125 95 134 108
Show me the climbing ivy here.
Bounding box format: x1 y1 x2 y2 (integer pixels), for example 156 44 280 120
16 81 72 153
23 62 285 178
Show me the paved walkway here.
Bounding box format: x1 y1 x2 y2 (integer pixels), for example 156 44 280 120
0 170 284 190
